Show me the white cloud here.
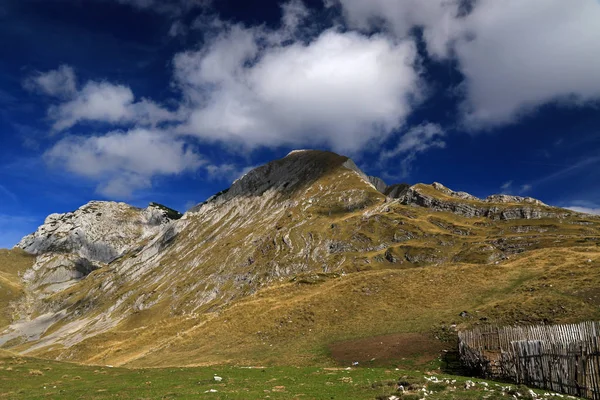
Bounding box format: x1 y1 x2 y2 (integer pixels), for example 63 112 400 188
44 128 203 197
174 24 423 152
48 80 179 131
23 65 77 98
333 0 600 128
331 0 458 57
455 0 600 127
50 82 133 130
386 123 445 155
381 123 445 176
25 66 180 132
566 206 600 215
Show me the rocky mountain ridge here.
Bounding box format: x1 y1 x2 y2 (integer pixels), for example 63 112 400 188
0 150 597 366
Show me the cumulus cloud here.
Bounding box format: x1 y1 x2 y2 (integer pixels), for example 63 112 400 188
25 66 180 131
455 0 600 127
331 0 459 57
49 82 134 131
174 24 423 152
23 65 77 98
333 0 600 128
381 123 445 176
45 129 203 197
27 68 181 131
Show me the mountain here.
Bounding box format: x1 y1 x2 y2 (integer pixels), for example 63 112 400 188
0 150 599 368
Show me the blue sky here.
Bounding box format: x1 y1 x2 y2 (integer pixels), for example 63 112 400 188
1 0 600 248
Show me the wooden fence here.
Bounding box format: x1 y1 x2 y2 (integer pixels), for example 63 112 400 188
458 321 600 399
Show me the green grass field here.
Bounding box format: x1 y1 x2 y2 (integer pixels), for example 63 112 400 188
0 352 581 399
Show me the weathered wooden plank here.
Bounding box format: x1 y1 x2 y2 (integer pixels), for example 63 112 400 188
458 322 600 399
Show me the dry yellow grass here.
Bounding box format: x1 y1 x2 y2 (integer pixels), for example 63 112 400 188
0 249 35 328
30 243 599 368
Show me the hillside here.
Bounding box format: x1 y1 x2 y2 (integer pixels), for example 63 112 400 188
0 150 599 369
0 249 35 328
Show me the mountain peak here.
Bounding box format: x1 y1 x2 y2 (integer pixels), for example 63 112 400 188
189 150 375 212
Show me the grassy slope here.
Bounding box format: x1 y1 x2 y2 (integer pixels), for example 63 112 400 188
0 249 35 328
0 352 582 400
35 241 599 369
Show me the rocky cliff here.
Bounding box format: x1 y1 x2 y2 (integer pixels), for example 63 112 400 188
15 202 178 294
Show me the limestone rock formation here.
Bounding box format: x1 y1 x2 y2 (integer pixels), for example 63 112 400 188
366 178 568 220
17 202 176 263
15 202 178 295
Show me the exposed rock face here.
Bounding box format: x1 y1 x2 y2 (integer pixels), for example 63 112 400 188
362 178 569 220
394 185 570 220
190 150 358 211
384 183 410 198
368 176 387 193
15 202 178 294
485 194 545 205
367 177 559 220
18 202 175 263
431 182 479 201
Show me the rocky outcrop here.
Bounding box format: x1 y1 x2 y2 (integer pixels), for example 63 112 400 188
15 202 179 293
361 178 570 220
385 183 410 198
393 185 570 220
368 176 387 193
431 182 480 201
485 194 545 206
17 202 176 263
